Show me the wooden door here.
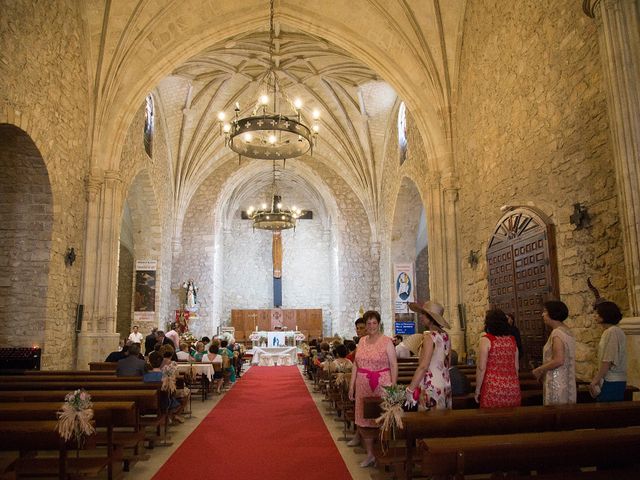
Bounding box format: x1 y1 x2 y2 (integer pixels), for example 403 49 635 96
487 208 558 369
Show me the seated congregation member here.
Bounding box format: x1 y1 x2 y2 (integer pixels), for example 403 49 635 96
148 343 162 365
314 342 333 367
328 344 352 372
105 343 129 362
475 309 521 408
143 354 185 423
532 300 576 405
116 343 146 376
160 345 175 368
176 342 194 361
393 335 411 359
219 340 236 384
348 310 398 468
449 350 472 396
201 344 224 393
590 301 627 402
192 341 206 361
405 301 452 410
344 340 357 362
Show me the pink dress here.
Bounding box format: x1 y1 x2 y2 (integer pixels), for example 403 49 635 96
354 335 394 427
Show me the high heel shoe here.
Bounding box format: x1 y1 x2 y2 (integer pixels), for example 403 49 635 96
346 437 360 447
359 456 375 468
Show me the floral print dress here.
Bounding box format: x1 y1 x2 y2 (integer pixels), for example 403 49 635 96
419 331 452 410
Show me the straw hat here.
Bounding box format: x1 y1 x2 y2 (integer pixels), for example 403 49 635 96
408 300 450 329
401 333 426 356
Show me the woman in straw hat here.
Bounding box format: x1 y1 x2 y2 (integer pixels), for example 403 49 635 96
405 301 452 410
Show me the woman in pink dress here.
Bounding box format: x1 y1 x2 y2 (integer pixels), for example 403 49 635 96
348 310 398 467
475 309 521 408
405 300 452 410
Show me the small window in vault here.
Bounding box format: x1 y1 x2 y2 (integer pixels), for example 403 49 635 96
144 94 154 158
398 101 407 164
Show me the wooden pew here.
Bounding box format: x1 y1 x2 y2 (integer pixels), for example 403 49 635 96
0 418 118 480
0 381 160 391
0 401 145 473
399 401 640 479
22 370 116 376
419 426 640 478
0 375 143 383
89 362 117 371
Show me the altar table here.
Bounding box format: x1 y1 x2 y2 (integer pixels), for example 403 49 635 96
250 347 298 366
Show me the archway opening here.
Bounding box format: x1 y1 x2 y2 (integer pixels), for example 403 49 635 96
0 124 53 349
117 170 162 342
390 177 427 334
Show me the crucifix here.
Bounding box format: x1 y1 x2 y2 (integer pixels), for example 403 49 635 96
272 230 283 308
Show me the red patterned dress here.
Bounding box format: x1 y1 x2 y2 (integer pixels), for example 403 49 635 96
479 334 521 408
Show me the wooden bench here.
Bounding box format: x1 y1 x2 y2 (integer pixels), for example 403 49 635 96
0 418 118 479
398 401 640 479
419 426 640 478
0 381 160 391
89 362 117 371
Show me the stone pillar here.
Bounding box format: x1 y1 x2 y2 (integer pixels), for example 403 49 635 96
76 169 123 369
442 174 465 354
584 0 640 315
425 172 445 304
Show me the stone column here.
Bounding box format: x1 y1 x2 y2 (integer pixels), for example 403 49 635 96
76 169 123 369
584 0 640 315
425 172 445 304
441 174 465 354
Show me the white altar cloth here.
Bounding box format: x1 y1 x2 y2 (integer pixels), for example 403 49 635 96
250 347 297 366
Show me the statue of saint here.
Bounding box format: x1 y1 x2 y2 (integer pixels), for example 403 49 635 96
182 279 198 310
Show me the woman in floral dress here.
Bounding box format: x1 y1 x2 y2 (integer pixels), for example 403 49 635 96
406 301 452 410
348 310 398 467
475 309 521 408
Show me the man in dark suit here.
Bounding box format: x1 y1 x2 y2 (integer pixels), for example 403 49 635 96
144 327 158 356
105 344 129 362
116 343 146 376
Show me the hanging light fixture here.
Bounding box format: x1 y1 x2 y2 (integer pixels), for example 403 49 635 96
246 161 302 231
218 0 320 161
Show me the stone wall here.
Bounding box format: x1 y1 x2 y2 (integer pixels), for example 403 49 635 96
0 0 90 368
454 0 626 378
0 125 52 348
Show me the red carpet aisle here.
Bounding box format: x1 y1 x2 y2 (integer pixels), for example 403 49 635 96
152 366 352 480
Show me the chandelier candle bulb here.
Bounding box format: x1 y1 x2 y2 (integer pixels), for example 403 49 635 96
217 111 226 121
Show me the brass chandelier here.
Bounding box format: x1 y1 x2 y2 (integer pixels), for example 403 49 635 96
246 161 302 231
218 0 320 161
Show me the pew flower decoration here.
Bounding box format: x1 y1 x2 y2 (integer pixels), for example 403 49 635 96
375 384 406 453
56 389 95 448
162 361 178 394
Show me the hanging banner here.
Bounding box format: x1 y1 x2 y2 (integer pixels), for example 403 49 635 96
394 262 415 314
134 260 157 322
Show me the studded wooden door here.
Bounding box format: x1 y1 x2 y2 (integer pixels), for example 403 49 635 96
487 208 559 369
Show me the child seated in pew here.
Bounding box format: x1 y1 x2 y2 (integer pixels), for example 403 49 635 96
144 355 185 423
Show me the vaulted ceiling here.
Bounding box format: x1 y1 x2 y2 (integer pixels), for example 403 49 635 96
155 24 400 224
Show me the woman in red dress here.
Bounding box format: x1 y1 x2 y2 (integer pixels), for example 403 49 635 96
475 309 521 408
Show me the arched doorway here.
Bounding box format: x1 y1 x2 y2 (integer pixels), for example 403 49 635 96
0 124 53 349
487 208 559 369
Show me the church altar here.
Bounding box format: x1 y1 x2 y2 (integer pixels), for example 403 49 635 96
247 330 304 366
250 346 298 366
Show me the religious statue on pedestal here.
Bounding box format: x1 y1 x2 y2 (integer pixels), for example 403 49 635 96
182 279 198 311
